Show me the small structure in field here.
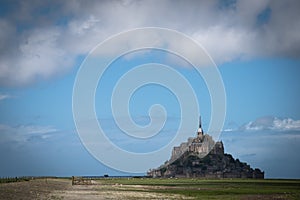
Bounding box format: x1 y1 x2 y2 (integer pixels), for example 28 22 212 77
72 176 93 185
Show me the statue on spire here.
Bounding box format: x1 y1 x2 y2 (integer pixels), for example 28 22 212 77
199 116 202 129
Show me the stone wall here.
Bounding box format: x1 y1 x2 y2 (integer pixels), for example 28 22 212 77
170 134 215 163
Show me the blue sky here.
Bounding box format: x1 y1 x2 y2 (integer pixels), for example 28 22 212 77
0 0 300 178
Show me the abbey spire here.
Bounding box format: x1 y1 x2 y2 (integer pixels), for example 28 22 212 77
197 116 203 137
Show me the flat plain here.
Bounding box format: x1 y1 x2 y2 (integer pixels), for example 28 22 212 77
0 178 299 199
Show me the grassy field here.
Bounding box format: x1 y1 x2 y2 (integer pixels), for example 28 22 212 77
0 177 299 199
95 178 300 199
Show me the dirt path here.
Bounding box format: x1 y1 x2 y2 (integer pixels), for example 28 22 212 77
49 184 188 199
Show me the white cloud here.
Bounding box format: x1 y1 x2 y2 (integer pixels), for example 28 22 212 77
0 123 58 144
0 93 13 101
240 116 300 132
0 0 300 86
193 25 258 63
0 25 75 86
273 118 300 131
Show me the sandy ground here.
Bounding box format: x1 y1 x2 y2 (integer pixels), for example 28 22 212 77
0 179 188 200
0 179 70 200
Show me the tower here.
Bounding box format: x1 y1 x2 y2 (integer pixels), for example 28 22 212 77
197 116 203 137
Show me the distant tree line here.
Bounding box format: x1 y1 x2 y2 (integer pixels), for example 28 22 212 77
0 177 31 184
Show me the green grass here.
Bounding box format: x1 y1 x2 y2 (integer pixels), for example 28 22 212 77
95 178 300 199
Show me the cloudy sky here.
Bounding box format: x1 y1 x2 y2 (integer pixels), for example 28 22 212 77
0 0 300 178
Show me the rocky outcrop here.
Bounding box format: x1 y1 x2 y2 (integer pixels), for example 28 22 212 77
147 133 264 179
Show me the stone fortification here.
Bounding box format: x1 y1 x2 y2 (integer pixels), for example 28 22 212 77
147 118 264 179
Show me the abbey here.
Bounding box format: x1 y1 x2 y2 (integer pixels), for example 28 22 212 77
147 118 264 179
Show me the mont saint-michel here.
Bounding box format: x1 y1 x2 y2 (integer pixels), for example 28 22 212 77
148 118 264 179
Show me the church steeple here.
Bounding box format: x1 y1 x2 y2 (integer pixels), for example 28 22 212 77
197 116 203 137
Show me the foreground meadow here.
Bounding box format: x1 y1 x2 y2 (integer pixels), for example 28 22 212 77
95 178 300 199
0 177 299 199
